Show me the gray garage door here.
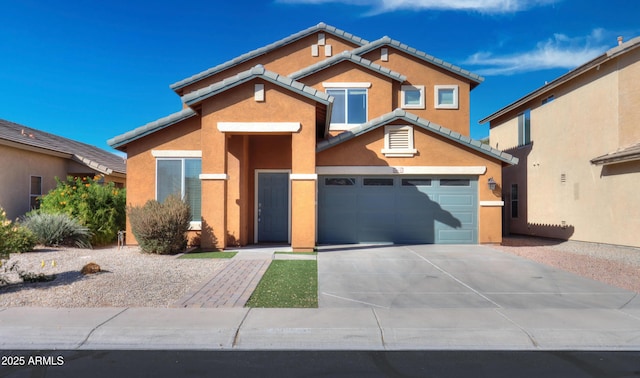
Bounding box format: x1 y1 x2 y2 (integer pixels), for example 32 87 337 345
318 176 477 244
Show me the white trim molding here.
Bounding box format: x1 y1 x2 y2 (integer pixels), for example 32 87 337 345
316 166 487 175
290 173 318 180
152 150 202 158
199 173 228 180
434 85 459 109
188 221 202 231
480 201 505 207
217 122 301 133
322 82 372 88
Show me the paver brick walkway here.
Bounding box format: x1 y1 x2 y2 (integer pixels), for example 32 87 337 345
173 259 271 308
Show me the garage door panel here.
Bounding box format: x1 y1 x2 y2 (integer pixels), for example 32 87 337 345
437 229 475 243
438 194 474 206
318 176 477 244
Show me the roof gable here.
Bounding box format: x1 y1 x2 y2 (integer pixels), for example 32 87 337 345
0 119 126 175
182 65 332 107
481 36 640 124
170 23 369 92
352 37 484 87
316 109 518 165
289 51 406 82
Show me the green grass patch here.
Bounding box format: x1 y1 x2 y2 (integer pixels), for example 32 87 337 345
178 251 237 259
246 260 318 308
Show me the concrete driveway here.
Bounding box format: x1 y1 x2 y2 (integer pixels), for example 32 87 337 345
317 244 639 309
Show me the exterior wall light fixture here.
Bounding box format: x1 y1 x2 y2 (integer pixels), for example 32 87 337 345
488 177 497 191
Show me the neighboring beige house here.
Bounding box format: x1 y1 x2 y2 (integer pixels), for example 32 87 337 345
109 23 518 251
0 119 127 220
482 36 640 248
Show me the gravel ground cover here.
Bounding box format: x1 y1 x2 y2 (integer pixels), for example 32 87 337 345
0 246 226 308
2 237 639 308
492 236 640 293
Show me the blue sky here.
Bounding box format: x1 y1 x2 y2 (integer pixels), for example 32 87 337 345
1 0 638 154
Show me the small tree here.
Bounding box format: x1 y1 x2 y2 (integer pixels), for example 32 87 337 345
128 195 191 254
39 176 126 246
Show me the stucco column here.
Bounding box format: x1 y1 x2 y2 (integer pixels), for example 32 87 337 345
200 112 227 250
290 121 317 252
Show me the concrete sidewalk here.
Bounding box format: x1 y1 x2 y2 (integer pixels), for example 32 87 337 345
1 306 640 350
2 244 640 351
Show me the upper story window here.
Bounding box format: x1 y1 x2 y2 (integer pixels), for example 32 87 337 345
434 85 459 109
323 82 370 130
401 85 425 109
518 109 531 146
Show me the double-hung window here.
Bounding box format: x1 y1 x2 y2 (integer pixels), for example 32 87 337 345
324 83 369 130
157 158 202 223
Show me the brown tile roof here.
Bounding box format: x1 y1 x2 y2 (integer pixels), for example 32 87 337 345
591 142 640 165
0 119 126 175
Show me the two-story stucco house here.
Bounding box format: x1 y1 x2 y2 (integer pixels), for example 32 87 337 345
0 119 126 221
482 36 640 248
109 23 518 251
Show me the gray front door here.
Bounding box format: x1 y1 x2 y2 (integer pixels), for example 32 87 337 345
257 172 289 243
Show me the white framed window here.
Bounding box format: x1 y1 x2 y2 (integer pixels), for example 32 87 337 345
381 125 417 157
30 176 42 210
323 83 370 130
518 109 531 146
401 85 425 109
434 85 459 109
156 158 202 224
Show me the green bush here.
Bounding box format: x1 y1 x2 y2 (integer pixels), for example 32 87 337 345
0 208 37 258
38 176 126 246
22 212 91 248
128 195 191 254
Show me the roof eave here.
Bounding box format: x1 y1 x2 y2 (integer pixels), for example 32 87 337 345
107 108 198 149
480 36 640 125
183 66 332 108
317 109 518 166
352 37 484 87
170 23 369 92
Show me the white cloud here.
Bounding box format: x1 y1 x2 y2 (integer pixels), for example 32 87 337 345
276 0 557 14
464 29 611 75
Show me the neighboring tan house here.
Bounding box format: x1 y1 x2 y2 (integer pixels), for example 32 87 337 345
0 119 127 220
481 36 640 248
109 23 518 251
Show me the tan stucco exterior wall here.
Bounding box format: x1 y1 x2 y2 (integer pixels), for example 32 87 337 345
490 52 640 247
0 143 126 221
178 33 360 96
618 47 640 145
0 145 68 220
362 47 472 136
317 123 505 243
123 116 202 245
197 80 318 250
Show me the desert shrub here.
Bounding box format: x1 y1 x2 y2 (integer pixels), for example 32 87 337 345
0 208 37 258
38 176 126 245
22 212 91 248
128 195 191 254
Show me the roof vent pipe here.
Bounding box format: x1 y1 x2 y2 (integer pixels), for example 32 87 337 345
618 36 624 46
